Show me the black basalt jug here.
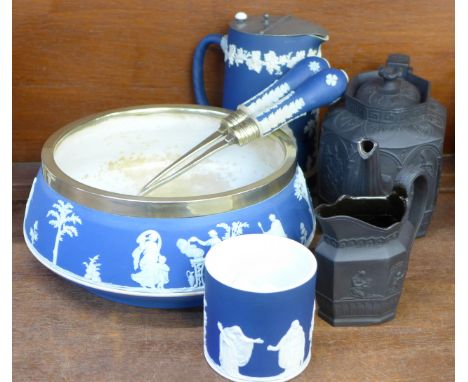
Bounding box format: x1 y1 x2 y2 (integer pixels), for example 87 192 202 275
314 167 429 326
317 54 446 237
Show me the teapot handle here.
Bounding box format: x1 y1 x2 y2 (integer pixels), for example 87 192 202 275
394 166 429 246
192 34 223 105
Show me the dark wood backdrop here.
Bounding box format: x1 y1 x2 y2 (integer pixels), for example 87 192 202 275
13 0 455 161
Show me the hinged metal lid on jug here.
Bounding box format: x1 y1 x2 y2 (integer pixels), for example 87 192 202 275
230 13 328 39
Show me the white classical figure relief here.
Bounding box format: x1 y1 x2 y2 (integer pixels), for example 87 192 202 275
83 255 102 282
258 213 287 237
47 200 82 265
29 221 39 245
267 320 306 373
220 37 320 75
178 222 249 288
131 230 170 289
300 223 308 245
217 322 264 377
257 98 306 134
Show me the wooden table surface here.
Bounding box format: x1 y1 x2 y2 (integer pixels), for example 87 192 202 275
12 160 455 382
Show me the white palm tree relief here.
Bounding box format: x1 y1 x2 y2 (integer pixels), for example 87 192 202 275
83 255 102 282
29 220 39 245
47 200 82 265
216 221 249 240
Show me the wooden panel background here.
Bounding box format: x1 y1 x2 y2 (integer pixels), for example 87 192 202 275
13 0 455 161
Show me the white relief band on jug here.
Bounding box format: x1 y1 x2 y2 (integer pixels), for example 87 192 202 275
220 35 321 75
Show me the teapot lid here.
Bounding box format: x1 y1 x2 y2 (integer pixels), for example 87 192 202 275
354 54 422 109
230 13 329 40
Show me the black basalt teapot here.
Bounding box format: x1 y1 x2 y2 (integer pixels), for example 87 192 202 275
317 54 446 236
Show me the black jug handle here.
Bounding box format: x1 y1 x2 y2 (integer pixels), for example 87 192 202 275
394 166 429 237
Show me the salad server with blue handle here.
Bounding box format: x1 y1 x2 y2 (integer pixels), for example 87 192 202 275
139 61 347 196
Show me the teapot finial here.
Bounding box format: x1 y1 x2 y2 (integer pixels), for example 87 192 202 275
378 65 403 94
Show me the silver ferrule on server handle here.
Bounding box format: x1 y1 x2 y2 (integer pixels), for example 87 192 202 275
227 117 262 145
220 109 250 130
221 109 261 146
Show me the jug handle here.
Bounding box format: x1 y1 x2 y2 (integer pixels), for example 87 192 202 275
394 166 429 238
192 34 223 105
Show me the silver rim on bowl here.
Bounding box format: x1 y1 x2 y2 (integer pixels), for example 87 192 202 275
41 104 297 218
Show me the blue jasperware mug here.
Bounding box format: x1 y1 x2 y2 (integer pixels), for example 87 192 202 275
204 234 317 381
192 12 329 179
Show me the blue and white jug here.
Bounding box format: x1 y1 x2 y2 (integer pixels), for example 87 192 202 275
192 12 329 180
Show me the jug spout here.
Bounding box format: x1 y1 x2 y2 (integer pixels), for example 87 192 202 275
347 139 391 196
315 191 406 244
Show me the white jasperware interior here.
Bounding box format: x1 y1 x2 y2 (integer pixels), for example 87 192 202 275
53 111 285 197
205 234 317 293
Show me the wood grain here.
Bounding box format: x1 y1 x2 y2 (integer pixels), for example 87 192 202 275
12 162 454 381
13 0 454 161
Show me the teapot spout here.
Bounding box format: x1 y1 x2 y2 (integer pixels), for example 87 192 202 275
358 138 379 160
347 139 389 196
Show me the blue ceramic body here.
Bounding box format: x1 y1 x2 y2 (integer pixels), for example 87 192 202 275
253 69 348 137
23 168 315 308
204 255 316 381
193 28 326 176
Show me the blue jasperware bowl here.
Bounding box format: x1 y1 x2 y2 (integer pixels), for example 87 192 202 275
23 105 315 308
